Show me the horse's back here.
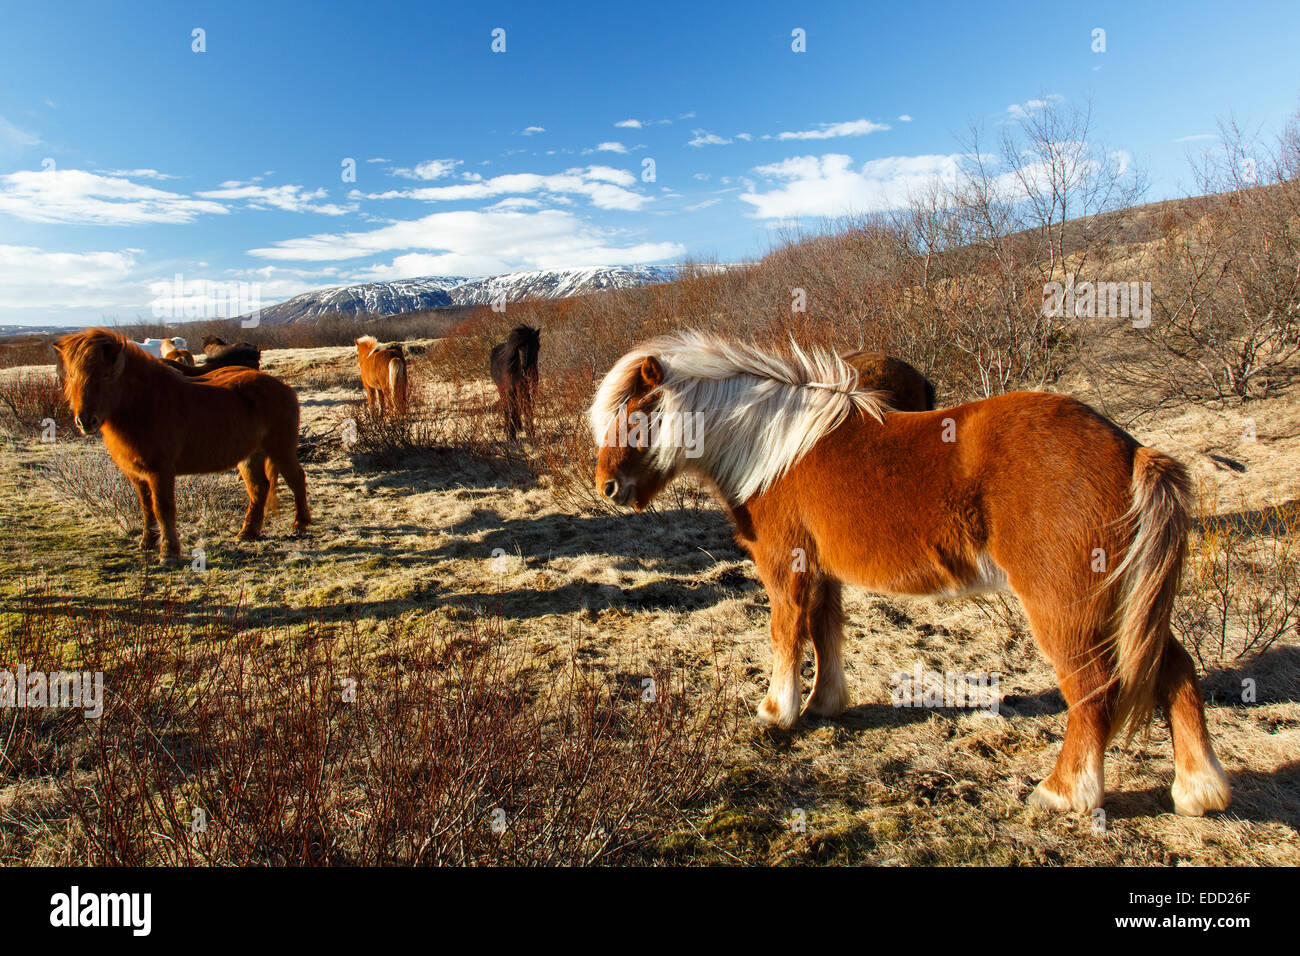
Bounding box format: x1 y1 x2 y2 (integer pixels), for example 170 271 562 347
788 391 1140 595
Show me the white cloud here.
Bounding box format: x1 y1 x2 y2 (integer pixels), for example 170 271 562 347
1006 94 1064 120
390 158 462 180
519 126 546 136
684 198 721 212
100 168 178 180
739 152 968 220
688 129 732 147
774 119 890 141
897 114 913 123
0 168 227 225
0 115 39 152
366 157 391 164
360 165 648 211
615 118 643 129
248 207 683 279
0 244 138 311
1173 133 1216 143
593 141 628 153
195 181 352 215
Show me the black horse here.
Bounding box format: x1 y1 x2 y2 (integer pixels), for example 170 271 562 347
489 324 540 441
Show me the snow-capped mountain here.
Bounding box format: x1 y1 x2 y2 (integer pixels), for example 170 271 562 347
445 265 679 307
246 276 467 325
241 266 680 325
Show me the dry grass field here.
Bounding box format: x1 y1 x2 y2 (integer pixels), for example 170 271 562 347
2 334 1297 866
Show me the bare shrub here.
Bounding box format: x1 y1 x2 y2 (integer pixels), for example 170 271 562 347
1103 114 1300 410
33 445 245 534
1175 486 1300 667
1 586 738 865
0 371 71 437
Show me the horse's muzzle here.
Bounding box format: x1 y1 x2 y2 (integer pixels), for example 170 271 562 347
602 477 635 508
74 415 100 434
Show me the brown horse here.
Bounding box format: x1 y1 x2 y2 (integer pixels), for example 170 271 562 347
355 336 408 415
198 335 261 370
842 349 935 411
490 324 540 440
56 329 309 562
590 331 1230 817
161 338 196 367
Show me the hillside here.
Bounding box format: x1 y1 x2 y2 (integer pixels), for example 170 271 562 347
238 265 681 325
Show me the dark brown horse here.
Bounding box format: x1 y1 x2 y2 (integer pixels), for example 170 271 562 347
490 324 540 440
194 335 261 370
842 350 935 411
56 329 309 562
591 331 1229 817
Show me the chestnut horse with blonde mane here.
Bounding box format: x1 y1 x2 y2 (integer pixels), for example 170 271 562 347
355 336 408 415
56 329 310 562
591 331 1230 816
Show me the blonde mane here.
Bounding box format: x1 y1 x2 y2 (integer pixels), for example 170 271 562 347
589 330 887 503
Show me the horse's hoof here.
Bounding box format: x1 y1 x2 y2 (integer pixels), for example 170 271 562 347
236 530 261 542
159 553 182 567
756 696 799 731
1171 761 1232 816
1026 783 1068 812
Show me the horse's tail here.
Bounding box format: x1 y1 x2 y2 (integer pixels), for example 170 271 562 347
389 353 407 414
264 459 280 515
1108 447 1192 744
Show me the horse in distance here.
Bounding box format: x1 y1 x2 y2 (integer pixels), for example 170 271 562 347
56 329 309 563
160 338 196 367
589 331 1230 817
842 349 935 411
355 336 409 415
196 335 262 370
490 324 540 441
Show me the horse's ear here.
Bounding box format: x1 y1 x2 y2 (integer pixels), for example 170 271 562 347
109 341 127 378
639 356 663 391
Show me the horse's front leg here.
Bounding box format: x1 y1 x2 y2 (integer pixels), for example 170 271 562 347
804 577 850 718
147 472 181 563
132 477 158 551
755 552 813 729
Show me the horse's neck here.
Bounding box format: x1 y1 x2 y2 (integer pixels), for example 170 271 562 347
106 354 173 427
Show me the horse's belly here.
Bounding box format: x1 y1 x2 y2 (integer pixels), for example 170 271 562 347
176 430 260 474
831 541 1007 600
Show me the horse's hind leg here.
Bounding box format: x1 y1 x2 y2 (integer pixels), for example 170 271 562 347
502 396 519 441
268 452 310 534
1028 641 1111 813
147 472 181 563
804 577 850 718
1157 638 1230 815
132 478 158 551
236 453 270 541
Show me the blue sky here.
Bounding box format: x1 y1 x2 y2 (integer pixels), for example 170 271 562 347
1 0 1298 327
